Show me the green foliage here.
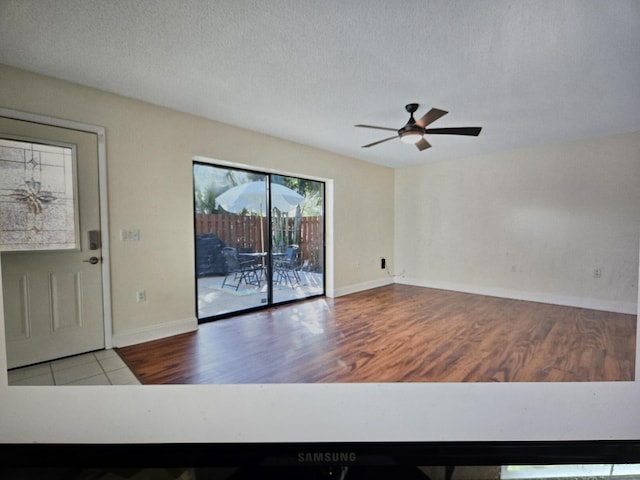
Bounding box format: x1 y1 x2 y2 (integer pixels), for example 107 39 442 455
270 175 323 251
194 187 217 214
273 175 323 216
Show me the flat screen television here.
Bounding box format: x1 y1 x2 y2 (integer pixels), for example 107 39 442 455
1 251 640 477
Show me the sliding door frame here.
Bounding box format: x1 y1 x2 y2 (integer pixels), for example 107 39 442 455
193 157 330 322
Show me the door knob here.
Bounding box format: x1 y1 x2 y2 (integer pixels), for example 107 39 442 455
83 256 100 264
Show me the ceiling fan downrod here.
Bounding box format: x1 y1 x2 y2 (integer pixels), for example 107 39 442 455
404 103 419 125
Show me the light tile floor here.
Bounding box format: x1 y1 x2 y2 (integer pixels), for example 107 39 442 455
8 349 141 386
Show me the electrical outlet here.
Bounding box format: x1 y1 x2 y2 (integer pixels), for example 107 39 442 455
381 258 386 269
136 290 146 302
593 268 602 279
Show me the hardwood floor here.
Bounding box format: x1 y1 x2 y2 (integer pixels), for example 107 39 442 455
116 285 637 384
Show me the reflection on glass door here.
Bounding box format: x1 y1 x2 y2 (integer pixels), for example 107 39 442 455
193 164 324 321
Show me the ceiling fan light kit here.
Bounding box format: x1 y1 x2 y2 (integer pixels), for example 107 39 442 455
355 103 482 152
399 129 424 144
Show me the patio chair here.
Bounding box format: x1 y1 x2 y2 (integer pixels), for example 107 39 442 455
273 244 301 288
221 247 263 291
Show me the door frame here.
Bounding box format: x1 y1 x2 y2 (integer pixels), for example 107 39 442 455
193 155 335 299
193 162 329 321
0 107 113 349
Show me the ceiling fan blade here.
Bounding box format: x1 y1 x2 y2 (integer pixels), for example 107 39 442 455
415 138 431 151
361 136 398 148
415 108 448 128
355 124 398 132
424 127 482 136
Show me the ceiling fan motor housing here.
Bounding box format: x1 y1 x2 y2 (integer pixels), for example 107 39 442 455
398 124 423 135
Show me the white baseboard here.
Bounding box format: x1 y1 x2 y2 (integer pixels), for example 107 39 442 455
332 277 394 297
111 316 198 348
110 279 633 349
396 277 637 314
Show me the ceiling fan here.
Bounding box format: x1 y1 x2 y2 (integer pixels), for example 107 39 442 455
355 103 482 151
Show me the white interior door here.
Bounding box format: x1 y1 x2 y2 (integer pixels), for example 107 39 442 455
1 117 104 369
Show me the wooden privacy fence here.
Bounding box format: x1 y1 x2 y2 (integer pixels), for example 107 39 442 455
196 214 265 250
195 214 323 269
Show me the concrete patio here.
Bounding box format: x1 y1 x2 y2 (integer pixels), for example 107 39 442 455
197 270 324 318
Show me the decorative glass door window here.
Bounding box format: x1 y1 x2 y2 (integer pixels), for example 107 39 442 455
0 138 78 251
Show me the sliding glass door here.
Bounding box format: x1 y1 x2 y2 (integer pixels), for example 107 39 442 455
270 174 324 305
193 163 324 321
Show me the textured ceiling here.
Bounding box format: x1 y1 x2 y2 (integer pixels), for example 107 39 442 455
1 0 639 168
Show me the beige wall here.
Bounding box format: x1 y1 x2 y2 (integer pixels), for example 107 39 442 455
394 131 640 313
0 64 395 342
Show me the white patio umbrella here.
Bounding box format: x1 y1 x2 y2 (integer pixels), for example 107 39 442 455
215 181 304 215
215 181 304 252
